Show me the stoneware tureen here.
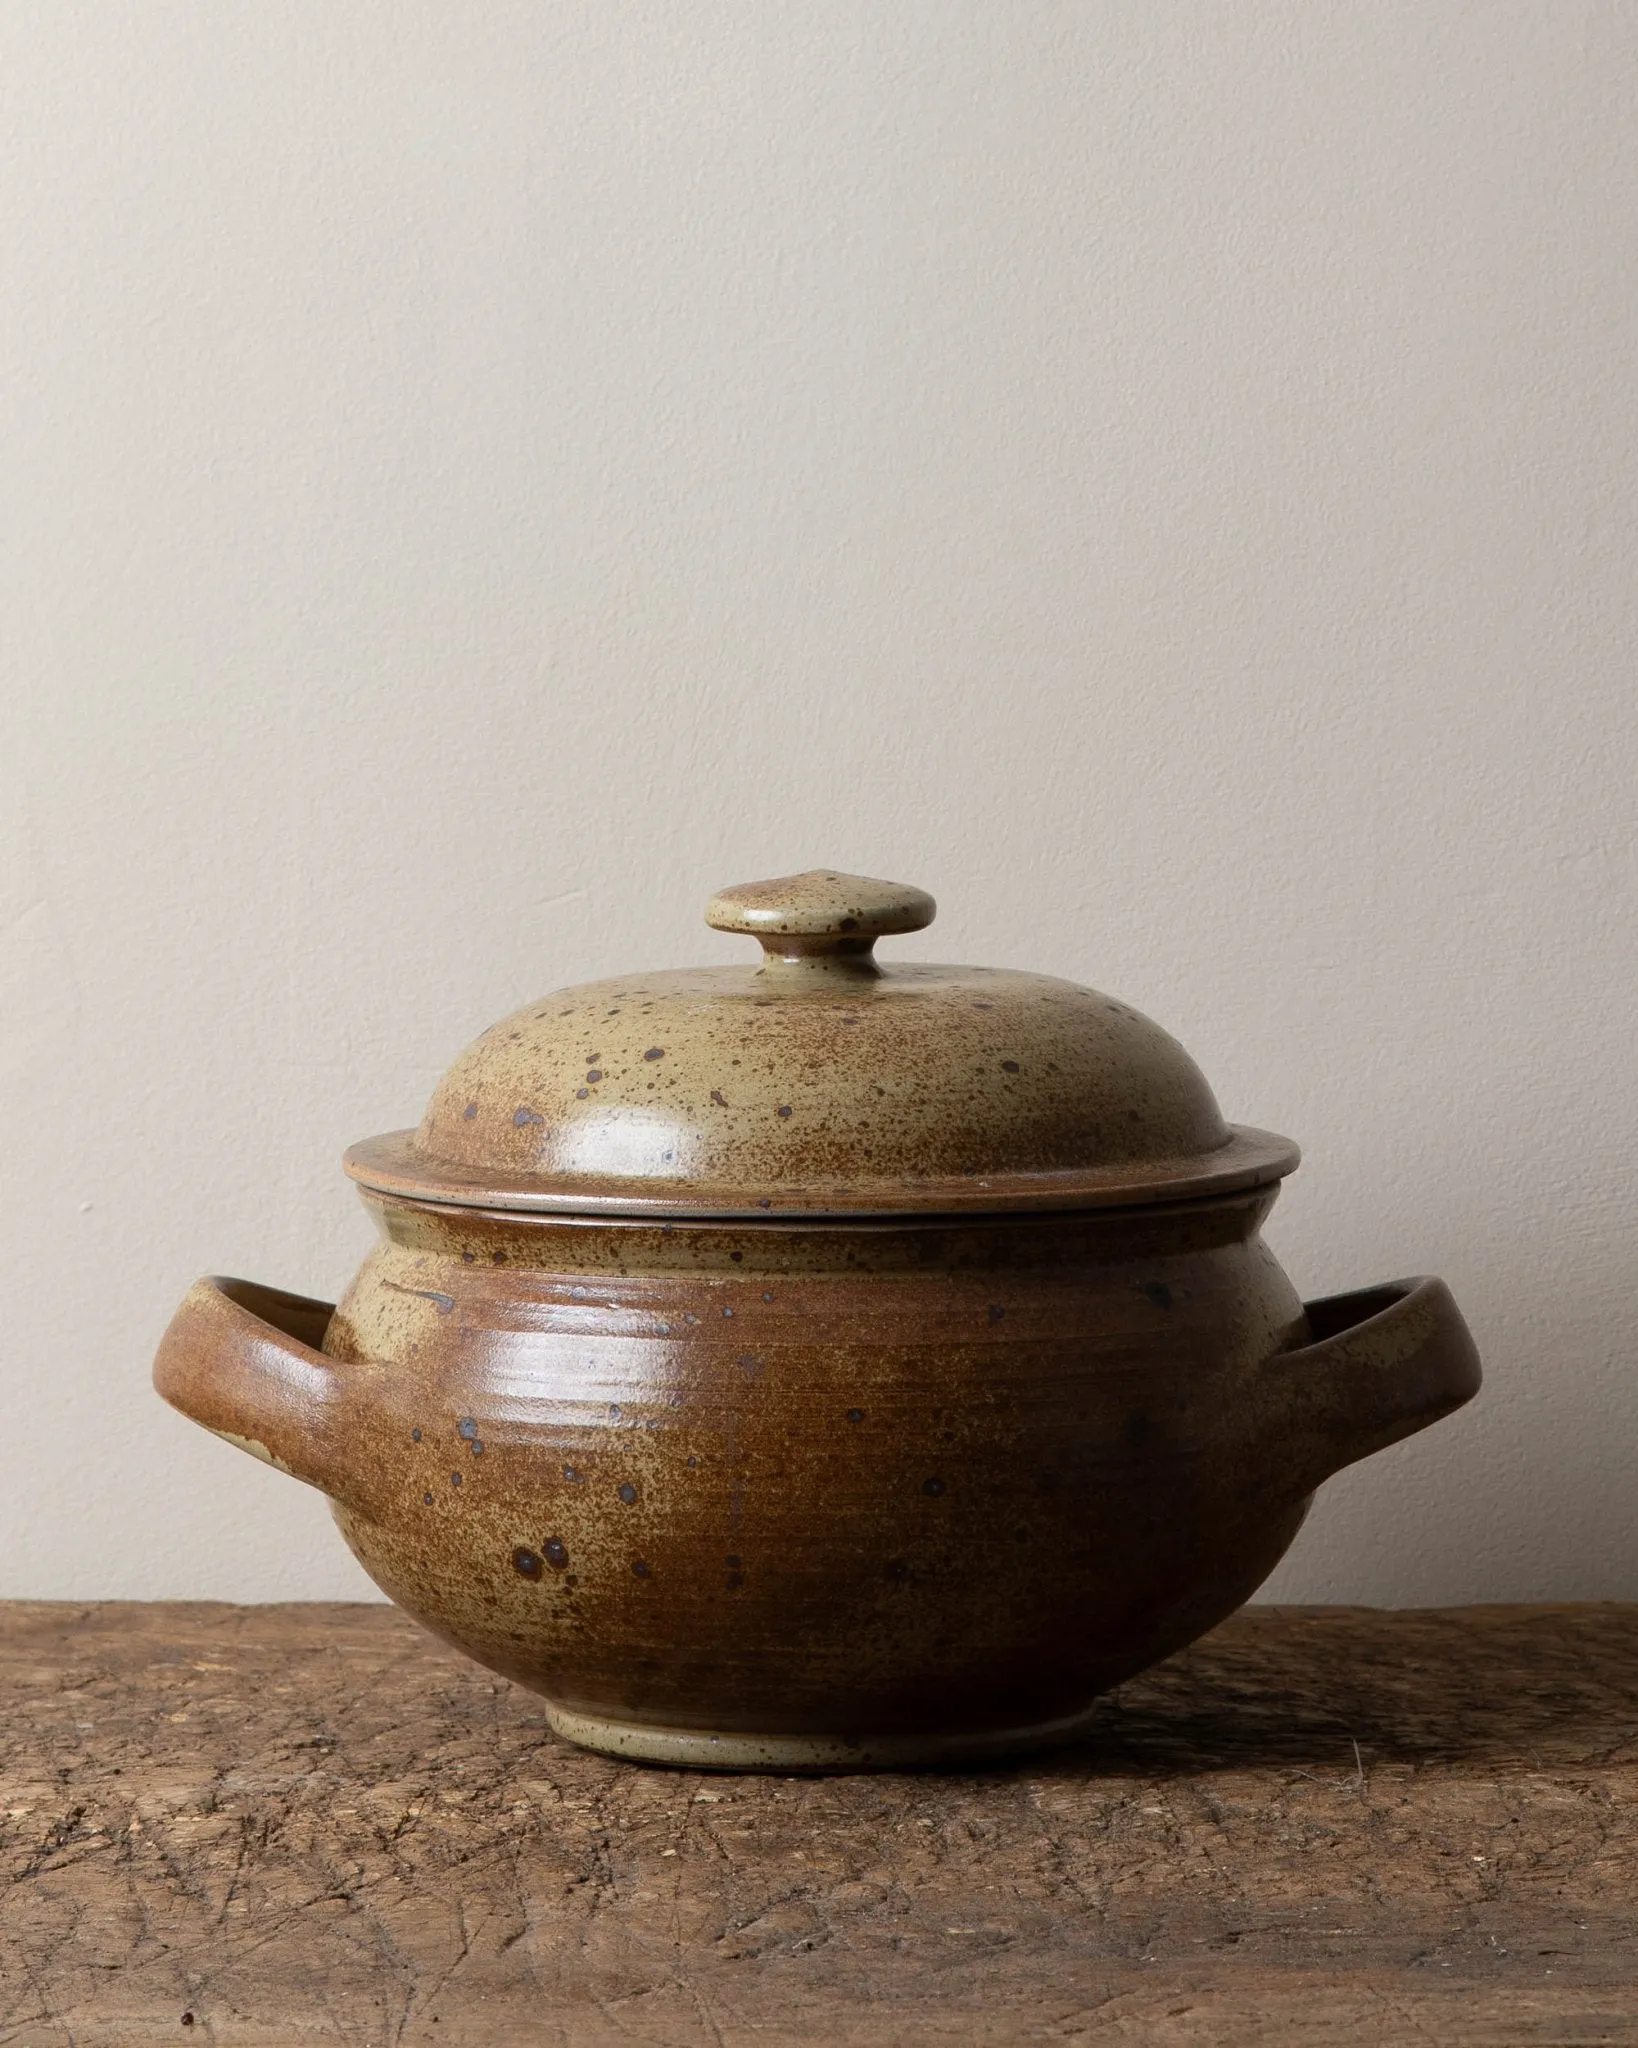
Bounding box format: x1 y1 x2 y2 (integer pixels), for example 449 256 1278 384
155 870 1480 1770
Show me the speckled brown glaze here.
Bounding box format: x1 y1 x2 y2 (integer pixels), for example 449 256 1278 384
153 871 1481 1769
155 1199 1480 1768
346 869 1296 1218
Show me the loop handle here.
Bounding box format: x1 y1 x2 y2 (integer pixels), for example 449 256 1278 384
1268 1276 1481 1494
154 1277 367 1506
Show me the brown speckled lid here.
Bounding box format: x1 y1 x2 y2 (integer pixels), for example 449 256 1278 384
344 870 1298 1218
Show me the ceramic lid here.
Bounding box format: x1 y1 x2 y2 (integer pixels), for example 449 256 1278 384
344 869 1298 1218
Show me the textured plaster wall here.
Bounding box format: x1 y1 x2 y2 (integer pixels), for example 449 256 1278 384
2 4 1635 1603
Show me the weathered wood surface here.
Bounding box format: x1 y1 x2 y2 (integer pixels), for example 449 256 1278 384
0 1604 1635 2044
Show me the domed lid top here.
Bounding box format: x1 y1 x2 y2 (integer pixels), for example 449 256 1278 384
344 870 1298 1217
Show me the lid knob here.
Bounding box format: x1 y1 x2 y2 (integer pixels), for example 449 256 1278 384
706 869 935 978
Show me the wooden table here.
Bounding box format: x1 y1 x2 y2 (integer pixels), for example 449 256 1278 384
0 1602 1634 2044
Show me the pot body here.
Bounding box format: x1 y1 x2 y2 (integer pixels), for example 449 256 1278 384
152 869 1486 1768
319 1185 1317 1763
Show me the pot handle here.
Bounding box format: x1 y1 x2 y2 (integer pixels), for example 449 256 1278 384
1269 1276 1481 1494
154 1277 356 1503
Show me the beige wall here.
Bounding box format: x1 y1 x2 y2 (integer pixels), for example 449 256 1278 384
3 4 1635 1601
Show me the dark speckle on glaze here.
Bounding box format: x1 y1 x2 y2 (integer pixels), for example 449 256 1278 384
411 1428 421 1443
513 1547 543 1580
543 1537 569 1570
922 1476 947 1497
846 1408 865 1424
631 1558 651 1578
988 1303 1006 1322
617 1482 638 1505
1142 1280 1175 1311
457 1418 480 1440
450 1472 463 1488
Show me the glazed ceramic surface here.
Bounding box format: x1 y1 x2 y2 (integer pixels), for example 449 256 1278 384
155 871 1481 1769
345 870 1296 1216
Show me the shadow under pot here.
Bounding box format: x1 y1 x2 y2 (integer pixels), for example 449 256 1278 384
155 868 1480 1770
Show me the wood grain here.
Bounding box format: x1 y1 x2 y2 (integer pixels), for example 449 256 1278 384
1 1602 1635 2043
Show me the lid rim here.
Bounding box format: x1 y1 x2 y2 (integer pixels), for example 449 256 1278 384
343 1126 1300 1221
